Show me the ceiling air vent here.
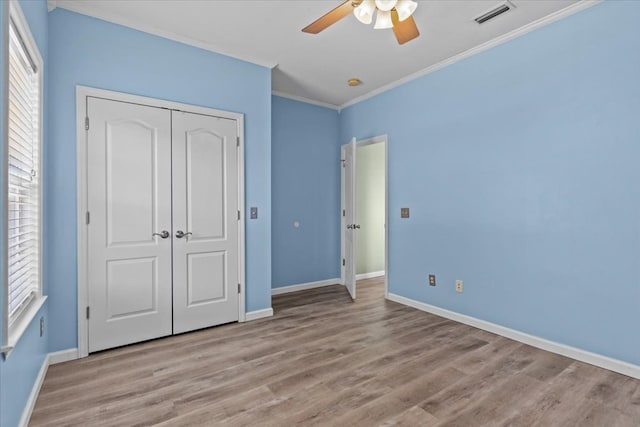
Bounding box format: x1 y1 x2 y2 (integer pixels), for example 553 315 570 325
474 2 514 24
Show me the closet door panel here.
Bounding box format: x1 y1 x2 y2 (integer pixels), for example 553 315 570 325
87 97 173 352
171 111 239 333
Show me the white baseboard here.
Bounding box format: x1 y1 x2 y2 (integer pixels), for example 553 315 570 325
356 271 385 280
271 278 341 295
19 353 50 427
245 308 274 321
49 348 79 365
386 293 640 380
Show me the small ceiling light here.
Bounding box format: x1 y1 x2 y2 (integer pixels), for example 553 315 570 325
347 78 362 87
395 0 418 21
374 9 393 29
374 0 397 12
353 0 376 25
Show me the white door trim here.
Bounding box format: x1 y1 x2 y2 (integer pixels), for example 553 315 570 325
340 135 389 298
76 85 246 358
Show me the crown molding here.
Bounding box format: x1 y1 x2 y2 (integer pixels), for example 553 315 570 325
339 0 603 110
272 91 341 111
51 0 278 69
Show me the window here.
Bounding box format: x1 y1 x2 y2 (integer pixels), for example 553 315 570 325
2 1 44 355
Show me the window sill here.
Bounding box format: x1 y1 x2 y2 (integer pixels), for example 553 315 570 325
2 295 47 360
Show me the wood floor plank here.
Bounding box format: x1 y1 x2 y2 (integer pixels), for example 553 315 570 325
380 405 439 426
622 382 640 418
574 402 637 427
153 385 277 427
29 277 640 426
520 348 574 382
330 366 466 426
282 377 396 425
279 336 487 426
499 362 611 427
434 373 545 426
419 343 539 420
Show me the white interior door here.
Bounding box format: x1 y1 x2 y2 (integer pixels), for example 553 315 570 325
87 97 173 352
171 111 240 334
342 138 357 300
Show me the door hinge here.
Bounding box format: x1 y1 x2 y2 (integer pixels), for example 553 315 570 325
343 209 345 217
86 306 90 319
236 136 240 147
86 211 90 225
238 283 241 294
342 258 345 266
237 210 241 220
85 117 90 131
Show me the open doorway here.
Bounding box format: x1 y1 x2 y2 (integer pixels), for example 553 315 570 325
356 141 386 280
341 135 388 300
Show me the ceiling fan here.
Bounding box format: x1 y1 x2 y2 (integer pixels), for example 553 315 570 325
302 0 420 45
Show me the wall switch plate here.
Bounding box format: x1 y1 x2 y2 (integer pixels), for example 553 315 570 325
401 208 410 218
429 274 436 286
250 207 258 219
456 280 463 293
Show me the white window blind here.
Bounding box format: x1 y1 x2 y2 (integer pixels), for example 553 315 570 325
7 19 40 324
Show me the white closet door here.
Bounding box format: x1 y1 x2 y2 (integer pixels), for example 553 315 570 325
171 111 239 334
87 98 173 352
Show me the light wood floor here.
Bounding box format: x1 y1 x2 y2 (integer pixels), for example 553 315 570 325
31 278 640 426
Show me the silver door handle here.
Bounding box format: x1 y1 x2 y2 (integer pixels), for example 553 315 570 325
175 230 192 239
346 224 360 230
347 224 353 229
354 224 360 229
152 230 170 239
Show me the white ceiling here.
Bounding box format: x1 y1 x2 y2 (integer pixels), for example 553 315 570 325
50 0 589 109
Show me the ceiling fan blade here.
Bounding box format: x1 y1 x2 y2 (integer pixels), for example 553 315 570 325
302 1 356 34
391 9 420 45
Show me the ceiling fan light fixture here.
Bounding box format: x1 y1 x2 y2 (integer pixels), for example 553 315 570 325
395 0 417 21
374 0 398 12
353 0 376 25
374 9 393 29
302 0 420 45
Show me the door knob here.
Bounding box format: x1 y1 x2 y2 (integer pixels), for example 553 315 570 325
175 230 192 239
346 224 353 229
152 230 170 239
354 224 361 229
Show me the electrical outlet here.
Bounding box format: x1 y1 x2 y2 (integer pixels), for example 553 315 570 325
456 280 463 293
40 317 45 337
429 274 436 286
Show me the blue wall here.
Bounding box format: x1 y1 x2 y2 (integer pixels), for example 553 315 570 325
0 305 48 427
47 9 272 352
0 2 50 426
340 0 640 365
271 96 340 287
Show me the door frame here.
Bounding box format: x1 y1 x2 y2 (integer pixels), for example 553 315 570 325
75 85 246 358
340 134 389 298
